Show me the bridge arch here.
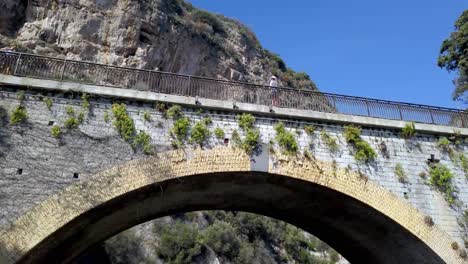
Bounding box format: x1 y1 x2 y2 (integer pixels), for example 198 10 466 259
0 147 463 264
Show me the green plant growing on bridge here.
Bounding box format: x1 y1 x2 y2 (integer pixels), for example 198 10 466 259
237 113 255 130
320 130 339 152
17 90 25 102
437 137 452 152
50 125 61 138
191 120 211 146
43 97 53 111
9 105 28 124
304 125 315 135
171 117 191 143
103 110 110 123
429 164 456 205
111 103 135 142
231 129 242 146
231 114 261 154
241 129 260 154
167 105 183 119
214 127 225 139
133 130 153 155
274 122 299 155
395 163 407 183
64 106 85 129
81 93 90 110
344 125 377 162
203 116 213 126
143 111 152 122
155 102 167 112
402 122 416 139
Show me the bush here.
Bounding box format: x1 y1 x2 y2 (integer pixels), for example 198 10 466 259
304 125 315 135
201 116 212 126
214 127 225 139
241 129 260 154
395 163 407 183
77 111 85 124
17 90 25 101
9 105 27 124
65 117 79 129
231 129 242 146
104 110 110 123
43 97 53 111
354 140 377 162
460 153 468 178
81 93 90 110
171 117 191 142
191 9 225 35
202 221 241 260
343 125 376 162
133 131 153 155
238 113 255 131
143 111 152 122
344 125 361 144
155 102 167 112
167 105 183 119
156 222 202 263
429 164 456 205
66 106 75 116
50 125 61 138
402 122 416 139
274 122 298 155
111 103 135 141
320 130 339 152
437 137 452 152
191 120 211 145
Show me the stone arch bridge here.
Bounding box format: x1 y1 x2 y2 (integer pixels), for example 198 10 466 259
0 52 467 263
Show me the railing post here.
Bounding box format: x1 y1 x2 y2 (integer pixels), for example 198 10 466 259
188 76 191 97
365 100 370 116
398 105 403 120
13 53 22 75
429 109 435 124
60 59 67 81
460 112 466 128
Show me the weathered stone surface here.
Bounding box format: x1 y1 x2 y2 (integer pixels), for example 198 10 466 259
0 88 467 263
0 0 316 89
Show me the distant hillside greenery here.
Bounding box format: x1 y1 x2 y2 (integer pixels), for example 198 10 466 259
166 0 318 90
105 211 342 264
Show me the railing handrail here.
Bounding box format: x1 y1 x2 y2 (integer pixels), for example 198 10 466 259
1 50 464 114
1 50 467 129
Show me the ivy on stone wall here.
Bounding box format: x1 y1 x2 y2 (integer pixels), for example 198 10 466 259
343 125 376 162
274 122 298 155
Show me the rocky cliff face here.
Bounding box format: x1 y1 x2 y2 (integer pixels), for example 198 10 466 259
0 0 317 89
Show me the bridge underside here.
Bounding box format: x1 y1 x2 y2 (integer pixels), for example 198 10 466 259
12 172 444 264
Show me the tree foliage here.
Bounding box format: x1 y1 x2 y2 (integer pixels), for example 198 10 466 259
438 10 468 102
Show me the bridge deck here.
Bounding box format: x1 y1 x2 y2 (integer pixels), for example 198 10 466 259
0 51 466 128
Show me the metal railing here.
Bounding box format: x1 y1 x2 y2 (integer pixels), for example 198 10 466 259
0 51 467 128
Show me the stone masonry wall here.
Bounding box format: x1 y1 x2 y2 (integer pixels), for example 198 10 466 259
0 87 467 246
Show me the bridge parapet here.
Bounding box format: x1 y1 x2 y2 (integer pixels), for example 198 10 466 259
0 51 467 128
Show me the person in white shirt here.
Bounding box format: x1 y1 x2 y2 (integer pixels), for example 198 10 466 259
269 76 279 107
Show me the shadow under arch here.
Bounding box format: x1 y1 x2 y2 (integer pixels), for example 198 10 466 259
0 147 462 264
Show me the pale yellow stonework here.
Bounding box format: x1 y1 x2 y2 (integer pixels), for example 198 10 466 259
0 147 465 263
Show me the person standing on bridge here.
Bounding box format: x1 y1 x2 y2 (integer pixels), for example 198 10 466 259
269 76 279 107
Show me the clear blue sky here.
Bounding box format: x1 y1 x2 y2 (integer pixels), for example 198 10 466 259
189 0 467 109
